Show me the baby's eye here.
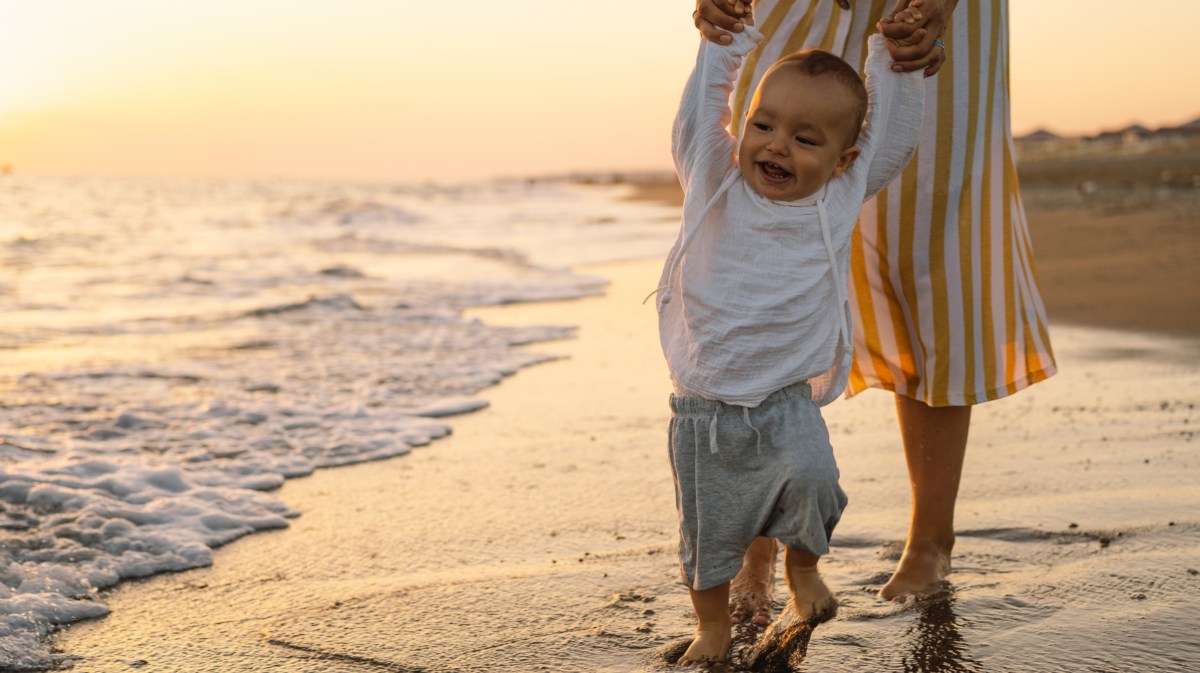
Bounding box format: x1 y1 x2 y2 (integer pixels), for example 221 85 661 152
753 123 771 132
794 136 816 146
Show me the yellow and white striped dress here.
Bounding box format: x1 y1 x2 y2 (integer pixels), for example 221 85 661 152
733 0 1056 406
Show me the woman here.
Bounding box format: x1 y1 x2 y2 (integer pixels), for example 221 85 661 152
693 0 1056 619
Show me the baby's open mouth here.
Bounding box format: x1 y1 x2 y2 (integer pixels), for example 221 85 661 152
758 161 792 181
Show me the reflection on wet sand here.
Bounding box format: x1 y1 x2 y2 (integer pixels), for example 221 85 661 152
902 593 981 673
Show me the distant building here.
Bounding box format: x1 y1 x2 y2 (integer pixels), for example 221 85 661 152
1016 115 1200 157
1016 129 1061 143
1154 117 1200 140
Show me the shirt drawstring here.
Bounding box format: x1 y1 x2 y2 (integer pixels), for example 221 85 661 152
645 171 741 309
816 198 851 351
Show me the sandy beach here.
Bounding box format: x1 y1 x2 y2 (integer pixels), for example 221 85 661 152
34 144 1200 671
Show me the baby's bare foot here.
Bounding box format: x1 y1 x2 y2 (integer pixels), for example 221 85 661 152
784 565 838 623
744 559 837 670
729 539 777 626
740 596 835 671
730 598 772 627
677 626 732 668
879 544 951 601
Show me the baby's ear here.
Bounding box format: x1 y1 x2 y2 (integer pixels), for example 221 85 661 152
831 146 861 177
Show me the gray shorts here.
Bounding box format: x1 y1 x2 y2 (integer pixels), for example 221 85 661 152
668 383 848 591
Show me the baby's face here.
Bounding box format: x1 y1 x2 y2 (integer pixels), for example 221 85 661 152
738 69 860 201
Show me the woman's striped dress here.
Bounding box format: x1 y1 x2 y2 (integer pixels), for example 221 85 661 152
732 0 1056 406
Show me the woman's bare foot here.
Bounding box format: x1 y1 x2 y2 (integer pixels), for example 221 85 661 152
879 542 951 600
729 537 777 626
677 626 732 667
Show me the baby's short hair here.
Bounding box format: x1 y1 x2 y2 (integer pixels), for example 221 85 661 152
765 49 868 146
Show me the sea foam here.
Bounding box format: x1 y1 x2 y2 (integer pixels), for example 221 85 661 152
0 176 677 669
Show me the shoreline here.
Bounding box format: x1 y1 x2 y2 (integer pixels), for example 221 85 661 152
50 259 682 672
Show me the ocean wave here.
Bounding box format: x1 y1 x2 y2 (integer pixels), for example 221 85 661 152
0 175 674 668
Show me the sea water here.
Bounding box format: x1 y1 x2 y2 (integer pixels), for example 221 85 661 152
0 175 679 669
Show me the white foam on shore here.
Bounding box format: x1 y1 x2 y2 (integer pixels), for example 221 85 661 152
0 176 679 670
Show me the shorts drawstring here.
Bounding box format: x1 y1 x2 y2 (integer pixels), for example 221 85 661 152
743 406 762 454
701 405 762 455
709 411 720 454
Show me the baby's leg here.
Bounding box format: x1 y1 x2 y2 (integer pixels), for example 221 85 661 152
729 536 778 626
678 582 732 667
784 547 837 622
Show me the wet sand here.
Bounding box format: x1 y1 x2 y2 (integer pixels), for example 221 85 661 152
51 250 1200 671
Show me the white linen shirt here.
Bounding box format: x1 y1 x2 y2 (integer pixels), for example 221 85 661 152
656 28 925 407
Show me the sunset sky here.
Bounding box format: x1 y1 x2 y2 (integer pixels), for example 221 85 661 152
1 1 1197 183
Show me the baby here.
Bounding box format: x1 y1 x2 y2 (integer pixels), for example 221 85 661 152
654 6 926 667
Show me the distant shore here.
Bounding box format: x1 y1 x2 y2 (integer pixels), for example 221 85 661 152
611 147 1200 339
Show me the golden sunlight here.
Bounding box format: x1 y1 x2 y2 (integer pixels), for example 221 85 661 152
2 1 1198 182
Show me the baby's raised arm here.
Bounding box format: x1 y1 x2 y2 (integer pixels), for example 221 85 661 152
857 33 926 198
671 10 762 195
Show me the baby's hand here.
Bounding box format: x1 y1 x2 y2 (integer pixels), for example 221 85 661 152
878 0 951 77
694 0 754 44
737 0 754 26
882 0 926 47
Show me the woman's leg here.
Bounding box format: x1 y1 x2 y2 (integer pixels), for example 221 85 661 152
879 395 971 600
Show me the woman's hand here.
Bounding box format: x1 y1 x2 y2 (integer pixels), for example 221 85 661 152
694 0 754 44
879 0 956 76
